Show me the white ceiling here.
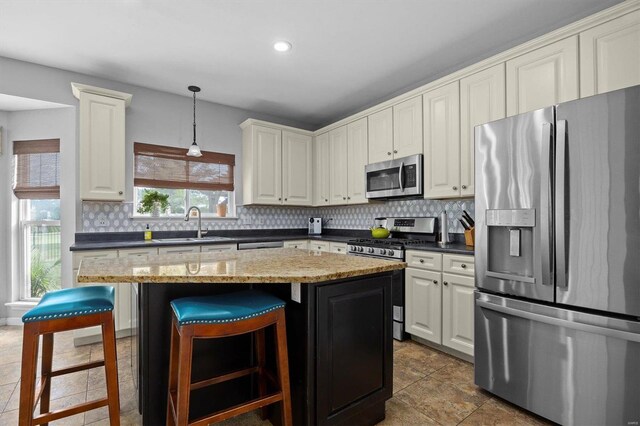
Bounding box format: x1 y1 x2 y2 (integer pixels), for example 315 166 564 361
0 0 622 127
0 94 70 111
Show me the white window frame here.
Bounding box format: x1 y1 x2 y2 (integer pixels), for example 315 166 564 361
19 200 61 301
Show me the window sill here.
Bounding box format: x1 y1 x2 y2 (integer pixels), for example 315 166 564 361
129 215 239 221
6 301 38 308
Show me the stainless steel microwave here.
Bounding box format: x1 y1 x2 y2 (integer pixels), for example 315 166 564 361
365 154 423 199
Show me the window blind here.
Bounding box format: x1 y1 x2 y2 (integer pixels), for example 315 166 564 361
134 142 235 191
13 139 61 199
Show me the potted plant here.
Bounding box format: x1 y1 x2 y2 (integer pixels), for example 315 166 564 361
137 190 170 217
216 195 228 218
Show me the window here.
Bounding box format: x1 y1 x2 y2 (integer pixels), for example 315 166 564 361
133 142 235 217
13 139 62 299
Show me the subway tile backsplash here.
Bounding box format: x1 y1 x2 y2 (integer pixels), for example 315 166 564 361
82 198 474 234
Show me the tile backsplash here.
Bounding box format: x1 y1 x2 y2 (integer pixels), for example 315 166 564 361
82 198 475 233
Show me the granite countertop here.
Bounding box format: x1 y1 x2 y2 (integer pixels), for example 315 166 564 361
76 247 406 284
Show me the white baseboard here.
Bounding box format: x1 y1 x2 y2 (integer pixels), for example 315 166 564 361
6 317 23 326
0 318 6 326
409 335 474 364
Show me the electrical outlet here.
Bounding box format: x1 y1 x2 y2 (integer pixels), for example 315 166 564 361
97 218 109 227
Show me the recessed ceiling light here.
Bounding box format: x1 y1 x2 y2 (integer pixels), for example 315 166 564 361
273 41 292 52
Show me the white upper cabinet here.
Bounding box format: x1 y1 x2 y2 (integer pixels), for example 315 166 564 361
423 81 461 199
506 36 579 116
580 10 640 97
393 96 423 159
459 64 506 198
282 130 313 205
329 126 349 204
75 86 130 201
243 124 282 205
346 117 368 204
314 132 331 206
242 121 313 206
367 107 394 163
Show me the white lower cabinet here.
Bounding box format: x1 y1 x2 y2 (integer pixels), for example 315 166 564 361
405 250 475 357
309 240 331 252
158 245 200 255
283 240 309 249
200 244 237 253
329 242 347 254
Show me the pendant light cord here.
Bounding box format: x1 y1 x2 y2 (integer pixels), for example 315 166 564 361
192 90 197 145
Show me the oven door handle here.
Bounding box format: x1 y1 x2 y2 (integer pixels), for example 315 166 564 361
398 161 405 192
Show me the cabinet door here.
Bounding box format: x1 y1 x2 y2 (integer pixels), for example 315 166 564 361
79 92 126 201
329 242 347 254
368 107 394 163
253 125 282 204
158 245 200 255
506 36 579 116
423 81 461 199
313 133 331 206
347 117 368 204
405 250 442 271
442 273 475 356
116 248 157 332
580 10 640 97
200 244 237 253
282 131 313 206
309 240 331 252
404 268 442 344
460 64 506 197
283 240 309 249
393 96 423 158
329 126 348 204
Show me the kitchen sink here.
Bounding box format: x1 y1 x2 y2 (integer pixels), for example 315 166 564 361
152 236 232 243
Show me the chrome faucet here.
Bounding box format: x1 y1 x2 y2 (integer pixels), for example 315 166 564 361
185 206 205 239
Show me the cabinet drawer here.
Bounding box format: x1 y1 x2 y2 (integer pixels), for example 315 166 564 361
329 242 347 254
158 245 200 255
283 240 309 249
442 254 474 276
72 250 117 269
118 247 158 258
200 244 237 253
405 250 442 271
309 241 331 252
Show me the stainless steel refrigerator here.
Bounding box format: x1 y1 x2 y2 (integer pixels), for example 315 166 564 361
474 85 640 426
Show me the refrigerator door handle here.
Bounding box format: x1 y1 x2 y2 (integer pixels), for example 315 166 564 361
540 122 554 286
476 298 640 343
555 120 567 288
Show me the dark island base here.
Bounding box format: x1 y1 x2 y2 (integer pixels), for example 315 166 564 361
134 271 399 425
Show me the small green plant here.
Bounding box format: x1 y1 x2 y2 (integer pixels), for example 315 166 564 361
137 190 170 215
31 249 61 298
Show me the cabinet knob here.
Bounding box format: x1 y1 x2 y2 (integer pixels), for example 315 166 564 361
387 152 392 156
343 197 346 200
461 264 467 268
433 280 438 284
285 198 288 201
443 281 449 286
118 191 123 195
393 150 398 154
419 259 424 263
279 197 282 201
347 196 351 200
452 186 458 190
325 199 328 202
461 185 467 190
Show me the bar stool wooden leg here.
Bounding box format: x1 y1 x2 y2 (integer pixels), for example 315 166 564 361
166 319 180 426
40 333 54 426
274 311 292 426
254 328 269 420
19 323 40 426
101 312 121 426
175 328 194 426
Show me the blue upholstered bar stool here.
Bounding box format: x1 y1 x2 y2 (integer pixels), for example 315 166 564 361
166 290 292 426
19 286 120 426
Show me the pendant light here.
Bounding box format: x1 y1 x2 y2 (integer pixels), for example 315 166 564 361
186 85 203 157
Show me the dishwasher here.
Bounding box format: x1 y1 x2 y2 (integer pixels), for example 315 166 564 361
237 241 284 250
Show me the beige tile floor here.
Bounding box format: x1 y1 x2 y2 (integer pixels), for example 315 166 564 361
0 325 552 425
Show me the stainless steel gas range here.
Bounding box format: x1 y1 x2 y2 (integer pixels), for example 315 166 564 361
347 217 437 340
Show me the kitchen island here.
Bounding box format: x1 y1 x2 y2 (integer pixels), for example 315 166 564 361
77 248 406 425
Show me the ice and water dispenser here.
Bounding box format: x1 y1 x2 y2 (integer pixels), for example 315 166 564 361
485 209 536 284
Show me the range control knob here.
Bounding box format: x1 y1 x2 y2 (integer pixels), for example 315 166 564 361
379 249 387 255
349 245 355 251
367 247 374 254
388 249 394 256
357 246 364 252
